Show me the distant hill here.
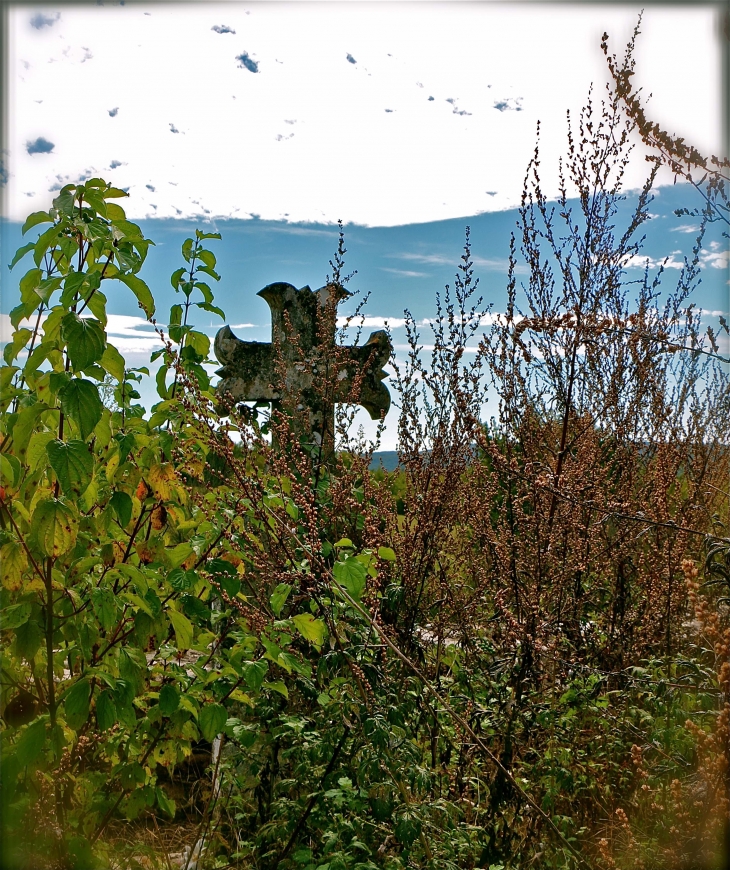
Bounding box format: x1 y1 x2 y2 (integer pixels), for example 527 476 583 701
369 451 400 471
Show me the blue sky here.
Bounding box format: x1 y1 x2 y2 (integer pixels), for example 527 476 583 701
2 2 728 449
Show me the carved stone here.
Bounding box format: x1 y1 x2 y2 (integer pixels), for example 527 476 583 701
214 282 392 455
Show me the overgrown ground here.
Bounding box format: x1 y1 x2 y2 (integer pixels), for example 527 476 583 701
1 21 729 870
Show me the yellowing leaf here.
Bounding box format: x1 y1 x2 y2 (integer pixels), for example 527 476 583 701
105 450 121 483
148 463 175 500
31 499 77 558
168 542 194 569
168 609 193 650
1 542 28 591
26 431 55 473
291 613 326 647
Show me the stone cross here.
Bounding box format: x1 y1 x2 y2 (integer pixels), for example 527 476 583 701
214 282 392 455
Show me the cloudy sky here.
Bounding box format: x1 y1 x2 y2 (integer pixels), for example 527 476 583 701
4 2 724 225
2 2 728 449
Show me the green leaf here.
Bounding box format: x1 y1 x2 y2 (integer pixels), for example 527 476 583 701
197 249 216 270
85 288 108 326
83 189 107 217
395 813 421 848
168 609 193 650
33 223 64 266
378 546 396 561
196 265 220 281
63 678 91 730
46 439 93 497
168 568 197 591
109 491 133 528
14 619 42 661
99 344 125 382
242 659 268 692
196 301 226 320
169 304 183 327
3 327 33 365
291 613 326 647
182 594 210 625
21 211 53 235
9 242 35 271
185 330 210 358
96 690 117 731
35 276 63 304
158 684 180 716
194 281 214 303
199 703 227 742
105 202 126 221
9 402 47 459
31 498 77 557
61 314 107 372
58 379 103 440
170 268 186 290
156 787 176 819
217 572 240 599
118 274 155 318
264 681 289 699
270 583 292 617
2 602 32 629
333 558 367 601
15 717 47 767
91 587 118 632
103 187 129 199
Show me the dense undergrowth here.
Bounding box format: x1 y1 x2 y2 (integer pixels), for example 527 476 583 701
1 21 729 870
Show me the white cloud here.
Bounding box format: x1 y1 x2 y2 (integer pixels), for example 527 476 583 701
623 252 686 271
6 4 721 227
380 268 428 278
338 316 408 329
701 242 729 270
0 312 163 355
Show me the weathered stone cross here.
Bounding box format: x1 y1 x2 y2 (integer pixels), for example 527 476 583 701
214 282 392 455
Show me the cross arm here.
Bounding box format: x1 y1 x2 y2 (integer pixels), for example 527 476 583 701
214 325 277 404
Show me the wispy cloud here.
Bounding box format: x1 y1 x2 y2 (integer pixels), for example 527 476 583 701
380 267 428 277
396 252 452 266
671 223 700 233
445 97 471 117
392 252 517 272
